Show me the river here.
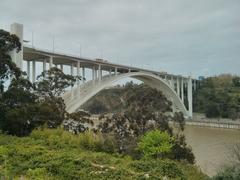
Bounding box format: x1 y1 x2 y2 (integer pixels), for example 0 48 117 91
183 125 240 177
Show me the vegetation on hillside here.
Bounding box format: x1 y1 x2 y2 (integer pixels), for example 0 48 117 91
82 82 171 114
0 129 208 179
193 74 240 119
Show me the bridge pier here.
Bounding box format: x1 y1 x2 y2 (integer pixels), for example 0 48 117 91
98 64 102 82
94 67 97 80
10 23 23 70
92 68 95 81
49 56 53 69
77 61 80 84
70 63 74 76
43 59 47 72
32 61 36 82
82 67 85 83
181 78 184 102
27 61 30 80
170 76 174 88
177 77 180 96
187 77 193 118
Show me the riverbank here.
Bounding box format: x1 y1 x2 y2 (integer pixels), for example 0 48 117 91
185 113 240 130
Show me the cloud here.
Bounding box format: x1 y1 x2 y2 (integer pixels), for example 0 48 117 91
0 0 239 78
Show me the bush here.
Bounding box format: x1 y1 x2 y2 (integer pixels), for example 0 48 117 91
170 135 195 164
137 130 174 158
213 165 240 180
130 159 186 179
205 102 220 118
31 128 116 153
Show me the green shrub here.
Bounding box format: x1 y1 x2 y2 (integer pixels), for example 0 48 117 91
137 130 174 158
26 168 51 179
31 128 117 153
130 159 186 179
213 165 240 180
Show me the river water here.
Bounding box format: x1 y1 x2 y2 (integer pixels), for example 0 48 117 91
183 125 240 177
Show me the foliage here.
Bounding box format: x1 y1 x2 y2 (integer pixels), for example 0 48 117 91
35 67 77 98
30 128 116 153
85 99 108 114
0 129 207 179
194 74 240 119
232 77 240 87
170 135 195 164
0 29 82 136
63 111 93 134
97 85 174 152
0 78 41 136
130 159 185 179
213 166 240 180
95 84 195 164
83 83 171 114
137 130 174 158
0 29 21 94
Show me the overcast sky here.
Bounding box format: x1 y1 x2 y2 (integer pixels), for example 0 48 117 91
0 0 239 78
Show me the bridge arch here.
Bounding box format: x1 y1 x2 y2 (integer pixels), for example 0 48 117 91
63 72 189 117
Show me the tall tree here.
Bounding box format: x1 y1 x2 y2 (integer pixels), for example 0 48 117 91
0 29 21 94
34 67 79 128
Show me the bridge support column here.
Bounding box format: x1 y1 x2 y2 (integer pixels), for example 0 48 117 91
77 61 80 84
187 77 193 118
43 60 47 72
115 67 118 76
60 64 63 72
170 76 174 88
32 61 36 83
49 56 53 69
92 68 95 80
70 63 74 76
82 67 85 83
98 64 102 82
27 61 30 80
10 23 23 70
181 78 184 102
109 69 112 76
94 67 97 80
177 77 180 96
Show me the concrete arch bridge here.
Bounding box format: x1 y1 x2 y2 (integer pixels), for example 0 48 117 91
8 23 197 119
63 71 191 118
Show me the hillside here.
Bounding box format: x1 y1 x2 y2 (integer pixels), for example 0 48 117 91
82 82 171 115
193 74 240 119
0 129 208 179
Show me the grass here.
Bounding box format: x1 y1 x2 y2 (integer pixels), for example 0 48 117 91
0 128 208 179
